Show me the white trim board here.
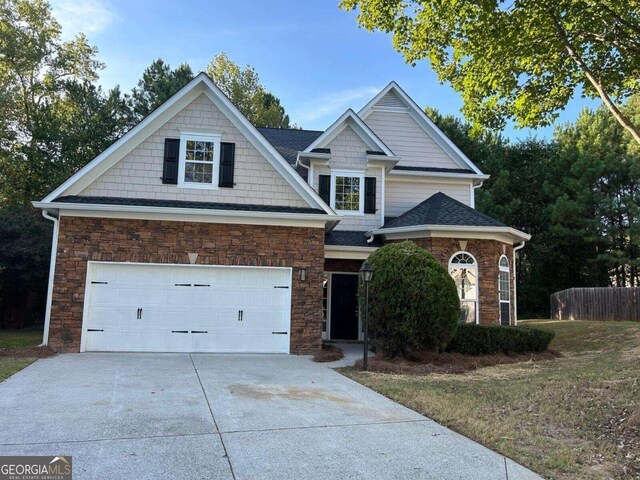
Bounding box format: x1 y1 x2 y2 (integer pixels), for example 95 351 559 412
32 202 339 229
40 73 335 215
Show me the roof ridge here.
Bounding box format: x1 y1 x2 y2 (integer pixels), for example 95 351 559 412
256 126 325 133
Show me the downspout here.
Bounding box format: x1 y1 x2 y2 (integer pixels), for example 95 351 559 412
471 181 484 209
513 241 526 326
40 210 59 347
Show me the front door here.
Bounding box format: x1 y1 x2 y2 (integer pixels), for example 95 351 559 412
330 274 359 340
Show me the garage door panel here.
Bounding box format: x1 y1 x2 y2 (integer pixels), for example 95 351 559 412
84 263 291 353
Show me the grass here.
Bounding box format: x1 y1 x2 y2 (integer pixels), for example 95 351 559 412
0 326 46 382
342 320 640 480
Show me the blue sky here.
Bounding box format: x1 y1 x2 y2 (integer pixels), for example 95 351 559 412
51 0 599 141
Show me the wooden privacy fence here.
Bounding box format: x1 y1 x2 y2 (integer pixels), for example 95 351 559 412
550 287 640 322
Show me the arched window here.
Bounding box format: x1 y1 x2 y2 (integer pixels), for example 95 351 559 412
499 255 510 325
449 252 478 324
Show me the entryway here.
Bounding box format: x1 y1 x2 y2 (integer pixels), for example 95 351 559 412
325 273 361 341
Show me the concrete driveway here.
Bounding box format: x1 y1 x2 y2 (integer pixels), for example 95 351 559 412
0 353 540 480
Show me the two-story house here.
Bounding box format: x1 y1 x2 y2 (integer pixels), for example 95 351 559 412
33 74 530 354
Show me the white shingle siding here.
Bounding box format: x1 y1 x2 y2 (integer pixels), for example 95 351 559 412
385 178 472 217
310 126 382 230
364 109 461 170
80 93 308 207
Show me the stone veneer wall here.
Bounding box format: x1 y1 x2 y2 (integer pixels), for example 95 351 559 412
49 216 325 353
408 237 516 325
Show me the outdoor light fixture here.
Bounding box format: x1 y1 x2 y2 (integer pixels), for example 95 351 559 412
300 269 306 281
359 261 373 371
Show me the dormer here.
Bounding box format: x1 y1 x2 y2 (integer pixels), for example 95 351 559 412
297 110 399 231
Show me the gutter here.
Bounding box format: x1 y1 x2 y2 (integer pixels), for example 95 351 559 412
513 241 526 326
366 224 532 242
32 201 341 224
40 210 59 347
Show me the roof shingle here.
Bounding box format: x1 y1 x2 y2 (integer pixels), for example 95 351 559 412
53 196 326 215
381 192 506 229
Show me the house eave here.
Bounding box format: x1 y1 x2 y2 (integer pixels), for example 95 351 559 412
324 245 378 260
32 201 341 230
388 170 490 181
367 224 531 244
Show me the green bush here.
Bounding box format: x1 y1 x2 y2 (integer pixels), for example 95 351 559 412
446 324 555 355
363 241 460 357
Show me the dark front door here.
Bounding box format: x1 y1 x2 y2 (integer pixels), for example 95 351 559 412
330 274 359 340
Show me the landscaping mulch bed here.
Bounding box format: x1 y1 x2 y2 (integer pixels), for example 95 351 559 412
312 344 344 363
353 349 560 374
0 346 56 359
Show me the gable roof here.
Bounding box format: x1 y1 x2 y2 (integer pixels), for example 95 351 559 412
359 82 484 176
38 73 335 215
302 109 395 157
257 127 323 165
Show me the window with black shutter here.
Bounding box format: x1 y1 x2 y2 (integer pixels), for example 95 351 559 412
162 139 180 184
219 142 235 187
319 175 331 205
364 177 376 213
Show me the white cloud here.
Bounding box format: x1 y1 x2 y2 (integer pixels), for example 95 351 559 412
293 86 381 124
51 0 117 38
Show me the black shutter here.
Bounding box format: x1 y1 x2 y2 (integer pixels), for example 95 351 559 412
364 177 376 213
319 175 331 204
162 139 180 184
219 142 235 188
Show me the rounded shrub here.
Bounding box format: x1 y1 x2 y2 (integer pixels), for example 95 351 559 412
363 241 460 357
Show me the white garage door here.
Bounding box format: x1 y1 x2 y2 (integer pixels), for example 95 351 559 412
82 262 292 353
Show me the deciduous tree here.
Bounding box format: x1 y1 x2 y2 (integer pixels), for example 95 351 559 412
341 0 640 144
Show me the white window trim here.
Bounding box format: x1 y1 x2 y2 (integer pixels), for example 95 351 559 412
499 255 511 324
448 251 479 325
177 132 221 190
330 169 365 216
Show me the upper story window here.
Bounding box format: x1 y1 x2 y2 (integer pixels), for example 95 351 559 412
178 132 221 189
331 170 364 215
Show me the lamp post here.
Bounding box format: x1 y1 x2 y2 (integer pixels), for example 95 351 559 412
359 261 374 371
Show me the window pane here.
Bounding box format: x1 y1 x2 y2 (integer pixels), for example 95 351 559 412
499 271 510 301
460 301 476 324
334 176 360 211
185 162 213 184
451 267 477 300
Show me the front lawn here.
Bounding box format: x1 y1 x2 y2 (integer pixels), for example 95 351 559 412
343 320 640 480
0 326 48 382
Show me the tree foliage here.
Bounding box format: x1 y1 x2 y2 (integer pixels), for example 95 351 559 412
206 53 291 128
129 59 194 120
341 0 640 144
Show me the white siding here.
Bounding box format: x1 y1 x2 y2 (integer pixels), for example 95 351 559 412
364 109 461 170
80 93 308 207
386 178 472 217
376 90 406 108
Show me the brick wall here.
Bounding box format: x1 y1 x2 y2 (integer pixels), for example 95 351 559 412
50 216 324 353
396 238 516 325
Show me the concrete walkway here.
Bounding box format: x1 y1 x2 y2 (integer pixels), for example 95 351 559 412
0 353 540 479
